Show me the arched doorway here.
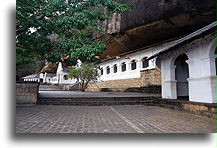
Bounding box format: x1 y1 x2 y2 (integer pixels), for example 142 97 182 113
174 54 189 100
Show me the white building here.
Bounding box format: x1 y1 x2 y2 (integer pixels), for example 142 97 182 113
22 74 41 82
95 22 216 104
148 22 216 103
98 39 175 81
22 62 77 85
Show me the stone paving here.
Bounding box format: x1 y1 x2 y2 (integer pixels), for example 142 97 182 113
39 85 63 91
39 85 161 98
16 105 216 133
39 90 161 98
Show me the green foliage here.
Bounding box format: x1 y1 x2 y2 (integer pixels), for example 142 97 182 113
68 63 100 91
16 0 132 75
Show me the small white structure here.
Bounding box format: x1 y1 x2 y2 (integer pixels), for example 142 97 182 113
148 22 216 103
52 62 77 84
22 62 77 85
22 74 40 82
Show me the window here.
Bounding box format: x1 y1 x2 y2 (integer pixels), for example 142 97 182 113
64 75 68 80
131 60 137 70
113 64 117 73
141 57 148 68
106 66 110 74
121 62 126 72
100 68 103 75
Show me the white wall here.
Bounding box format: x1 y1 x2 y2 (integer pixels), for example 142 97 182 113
161 33 216 103
58 72 77 84
98 40 175 81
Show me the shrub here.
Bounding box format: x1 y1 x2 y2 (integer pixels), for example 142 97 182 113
68 63 99 92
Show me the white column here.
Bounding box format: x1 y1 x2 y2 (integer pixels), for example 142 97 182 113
187 57 216 103
150 58 157 68
136 60 139 70
118 64 122 72
161 65 177 99
126 61 130 71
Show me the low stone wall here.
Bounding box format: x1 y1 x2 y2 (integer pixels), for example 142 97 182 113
16 82 39 104
152 99 216 119
86 68 161 93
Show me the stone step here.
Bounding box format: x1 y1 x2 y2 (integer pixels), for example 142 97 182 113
37 97 156 106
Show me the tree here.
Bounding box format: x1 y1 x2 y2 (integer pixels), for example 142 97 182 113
68 63 99 91
16 0 132 77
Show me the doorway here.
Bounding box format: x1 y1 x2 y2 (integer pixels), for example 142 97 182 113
174 54 189 101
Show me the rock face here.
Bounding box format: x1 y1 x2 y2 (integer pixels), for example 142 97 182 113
120 0 215 31
40 62 57 73
100 0 216 58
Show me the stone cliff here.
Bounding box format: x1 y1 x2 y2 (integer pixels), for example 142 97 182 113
99 0 215 58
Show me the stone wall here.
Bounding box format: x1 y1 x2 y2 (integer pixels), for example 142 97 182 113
140 68 161 87
16 82 39 104
152 99 216 119
86 68 161 93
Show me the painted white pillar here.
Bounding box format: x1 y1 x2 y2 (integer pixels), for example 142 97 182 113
140 60 143 69
187 57 216 103
126 61 130 71
118 63 122 72
161 65 177 99
136 60 139 69
150 58 157 68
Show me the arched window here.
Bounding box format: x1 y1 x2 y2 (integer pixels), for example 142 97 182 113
121 62 126 72
100 68 103 75
64 75 68 80
141 57 148 68
113 64 117 73
106 66 110 74
131 60 137 70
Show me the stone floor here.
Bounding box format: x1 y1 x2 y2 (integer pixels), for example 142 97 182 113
39 84 161 98
16 105 216 133
39 90 161 98
39 85 63 91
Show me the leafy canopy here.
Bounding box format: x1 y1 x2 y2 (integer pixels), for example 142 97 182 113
16 0 131 74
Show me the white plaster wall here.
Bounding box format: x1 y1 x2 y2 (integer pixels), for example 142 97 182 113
98 41 174 81
51 76 58 84
59 73 77 84
187 38 216 103
161 33 216 103
50 72 77 85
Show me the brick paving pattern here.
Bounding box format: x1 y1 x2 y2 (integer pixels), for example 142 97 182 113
16 105 216 133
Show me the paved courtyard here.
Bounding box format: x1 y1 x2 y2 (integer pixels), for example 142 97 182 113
39 90 161 98
16 105 216 133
